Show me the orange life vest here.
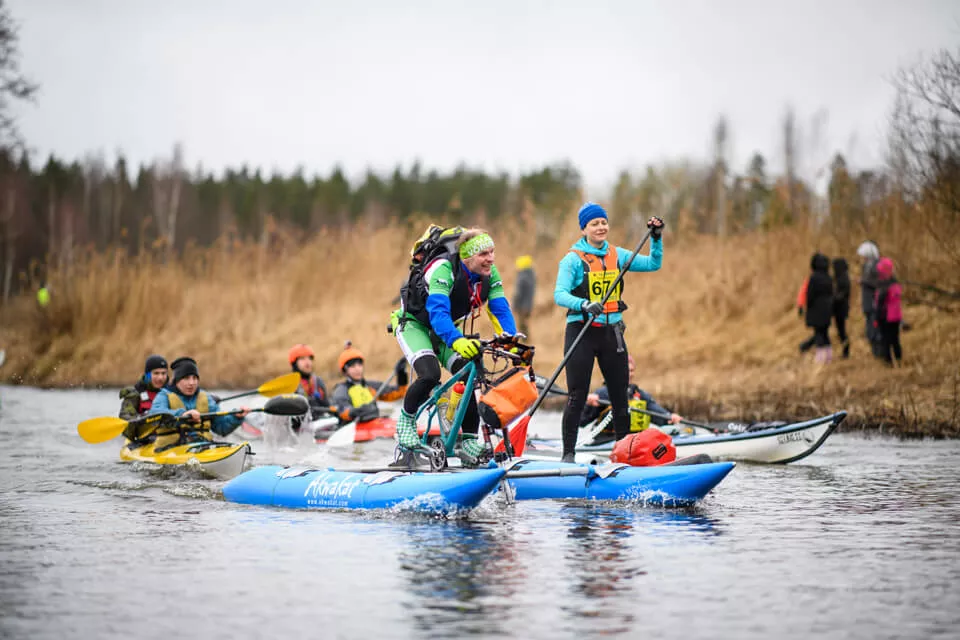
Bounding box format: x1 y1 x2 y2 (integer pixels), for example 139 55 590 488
568 244 627 318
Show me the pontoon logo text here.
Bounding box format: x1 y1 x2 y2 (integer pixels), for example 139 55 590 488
303 473 362 500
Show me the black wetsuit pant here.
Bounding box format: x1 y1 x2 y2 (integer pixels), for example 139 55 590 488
560 321 630 456
799 326 831 352
878 321 902 364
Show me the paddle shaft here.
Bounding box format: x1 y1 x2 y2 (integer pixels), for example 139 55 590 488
594 398 717 432
526 230 652 418
216 389 258 403
374 357 407 400
331 466 598 479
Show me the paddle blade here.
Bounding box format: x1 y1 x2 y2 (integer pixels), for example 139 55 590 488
257 372 302 398
494 415 529 457
326 422 357 448
534 375 567 396
77 416 129 444
262 394 310 416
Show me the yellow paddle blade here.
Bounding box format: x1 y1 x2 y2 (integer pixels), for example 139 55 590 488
77 416 129 444
257 372 301 398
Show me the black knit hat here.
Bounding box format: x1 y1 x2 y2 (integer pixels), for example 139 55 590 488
171 357 199 384
144 354 168 374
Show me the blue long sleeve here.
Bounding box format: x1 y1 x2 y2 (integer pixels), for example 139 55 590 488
487 297 517 334
426 293 462 346
637 388 670 418
149 390 182 417
207 394 242 436
554 238 663 326
554 252 587 312
617 237 662 272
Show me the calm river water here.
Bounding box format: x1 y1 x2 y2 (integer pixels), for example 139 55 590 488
1 385 958 639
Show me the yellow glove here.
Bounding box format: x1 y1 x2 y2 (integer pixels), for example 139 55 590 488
452 337 482 359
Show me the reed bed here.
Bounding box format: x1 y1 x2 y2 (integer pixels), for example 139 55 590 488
2 214 957 436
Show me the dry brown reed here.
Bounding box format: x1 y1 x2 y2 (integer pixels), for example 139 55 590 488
2 210 958 436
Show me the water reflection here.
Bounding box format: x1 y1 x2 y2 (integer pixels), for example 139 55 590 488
559 504 724 635
397 519 525 637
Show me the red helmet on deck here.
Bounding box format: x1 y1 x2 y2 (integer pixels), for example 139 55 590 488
288 344 315 366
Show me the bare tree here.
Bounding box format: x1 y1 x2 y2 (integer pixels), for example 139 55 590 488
152 143 184 251
713 115 728 236
782 106 799 224
889 48 960 213
0 0 38 149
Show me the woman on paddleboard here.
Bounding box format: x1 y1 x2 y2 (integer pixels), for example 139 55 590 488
554 202 663 462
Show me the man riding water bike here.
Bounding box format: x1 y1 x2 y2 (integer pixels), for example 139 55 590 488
390 227 518 468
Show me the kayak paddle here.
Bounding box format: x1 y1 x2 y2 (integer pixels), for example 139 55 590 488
498 230 652 456
593 397 720 433
78 394 309 444
216 372 302 403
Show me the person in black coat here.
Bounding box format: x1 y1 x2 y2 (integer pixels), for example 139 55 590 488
832 258 851 358
800 253 834 363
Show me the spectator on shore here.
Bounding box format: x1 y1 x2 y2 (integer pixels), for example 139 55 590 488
874 257 904 366
856 240 881 350
512 255 536 338
798 253 834 363
832 258 851 359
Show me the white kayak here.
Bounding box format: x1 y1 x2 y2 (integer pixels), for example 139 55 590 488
527 411 846 465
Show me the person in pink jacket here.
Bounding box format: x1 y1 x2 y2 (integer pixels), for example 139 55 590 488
873 257 903 365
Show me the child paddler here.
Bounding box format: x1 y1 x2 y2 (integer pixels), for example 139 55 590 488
148 357 250 450
390 227 518 468
330 342 408 424
119 354 169 441
287 343 331 421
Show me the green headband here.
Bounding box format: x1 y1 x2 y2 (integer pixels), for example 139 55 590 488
459 233 495 259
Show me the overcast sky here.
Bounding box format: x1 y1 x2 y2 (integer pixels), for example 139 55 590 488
9 0 959 195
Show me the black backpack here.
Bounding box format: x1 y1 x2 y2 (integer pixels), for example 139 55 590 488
398 225 466 324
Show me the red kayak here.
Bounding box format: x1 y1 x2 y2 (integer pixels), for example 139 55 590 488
314 416 443 444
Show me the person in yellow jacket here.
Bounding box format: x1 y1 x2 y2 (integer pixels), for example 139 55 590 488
329 342 408 424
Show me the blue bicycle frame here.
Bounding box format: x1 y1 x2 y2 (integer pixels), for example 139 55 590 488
414 359 480 457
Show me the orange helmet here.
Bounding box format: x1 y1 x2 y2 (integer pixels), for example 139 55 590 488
337 341 365 371
288 344 315 366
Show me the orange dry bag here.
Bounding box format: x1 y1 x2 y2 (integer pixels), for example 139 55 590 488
610 429 676 466
478 366 538 431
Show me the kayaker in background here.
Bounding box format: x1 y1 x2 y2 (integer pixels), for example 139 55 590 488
512 255 536 338
119 354 169 441
798 253 834 363
857 240 881 349
330 342 408 425
149 357 250 450
580 355 682 438
390 227 518 468
832 258 851 359
288 343 331 421
873 257 904 366
554 203 663 463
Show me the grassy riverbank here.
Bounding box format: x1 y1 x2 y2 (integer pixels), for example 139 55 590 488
1 217 958 436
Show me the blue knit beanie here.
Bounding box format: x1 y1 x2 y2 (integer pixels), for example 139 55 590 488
578 202 608 229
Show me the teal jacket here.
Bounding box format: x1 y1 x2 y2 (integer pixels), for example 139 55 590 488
554 237 662 325
149 388 242 436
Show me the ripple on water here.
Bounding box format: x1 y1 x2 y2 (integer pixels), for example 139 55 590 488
1 389 959 640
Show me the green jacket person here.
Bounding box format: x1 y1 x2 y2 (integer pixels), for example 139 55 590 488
390 228 517 467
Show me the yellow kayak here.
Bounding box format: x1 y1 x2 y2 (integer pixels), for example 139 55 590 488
120 439 251 480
